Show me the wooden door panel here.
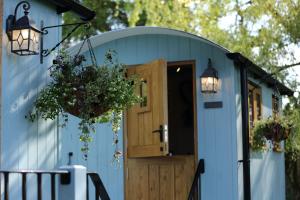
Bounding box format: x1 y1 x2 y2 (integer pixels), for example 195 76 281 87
127 165 149 200
126 156 195 200
127 144 163 157
175 164 187 199
149 165 159 200
160 164 175 199
127 59 168 158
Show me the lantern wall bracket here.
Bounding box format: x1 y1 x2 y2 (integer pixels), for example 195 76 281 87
40 21 88 64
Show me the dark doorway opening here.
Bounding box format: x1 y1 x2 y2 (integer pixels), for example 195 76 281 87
167 64 195 155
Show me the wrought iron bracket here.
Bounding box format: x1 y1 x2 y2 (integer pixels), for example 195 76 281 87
40 20 88 64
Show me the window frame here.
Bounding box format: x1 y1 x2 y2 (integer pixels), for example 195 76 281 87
248 81 263 147
248 81 262 128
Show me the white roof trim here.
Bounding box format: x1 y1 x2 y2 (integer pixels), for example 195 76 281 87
68 26 231 55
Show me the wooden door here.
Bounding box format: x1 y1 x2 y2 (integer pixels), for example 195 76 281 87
125 60 196 200
126 59 169 158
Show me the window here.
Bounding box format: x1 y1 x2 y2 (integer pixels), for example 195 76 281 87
248 82 262 146
272 95 279 115
248 82 262 128
139 79 148 108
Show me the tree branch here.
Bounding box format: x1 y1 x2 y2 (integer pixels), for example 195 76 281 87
257 61 300 86
265 62 300 79
277 62 300 72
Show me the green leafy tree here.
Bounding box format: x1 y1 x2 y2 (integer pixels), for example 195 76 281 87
64 1 300 77
63 0 132 43
284 95 300 200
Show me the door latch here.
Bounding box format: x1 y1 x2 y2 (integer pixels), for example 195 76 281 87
152 125 168 143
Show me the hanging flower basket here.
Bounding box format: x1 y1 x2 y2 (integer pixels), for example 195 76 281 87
252 116 291 152
58 64 110 118
254 116 290 141
27 37 141 161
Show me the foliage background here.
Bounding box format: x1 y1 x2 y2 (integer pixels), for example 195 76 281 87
64 0 300 199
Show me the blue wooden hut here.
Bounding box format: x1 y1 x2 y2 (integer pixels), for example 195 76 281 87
0 0 293 199
66 27 293 200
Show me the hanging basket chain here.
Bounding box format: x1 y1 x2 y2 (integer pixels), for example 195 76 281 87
87 37 97 66
75 37 87 58
74 24 98 67
74 28 122 163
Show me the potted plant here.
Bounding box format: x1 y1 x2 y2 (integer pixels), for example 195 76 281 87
27 49 141 161
252 116 291 152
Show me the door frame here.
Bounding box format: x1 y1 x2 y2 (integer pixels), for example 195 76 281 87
123 60 198 199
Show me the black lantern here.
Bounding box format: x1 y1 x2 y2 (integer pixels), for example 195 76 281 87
200 58 219 93
6 1 41 56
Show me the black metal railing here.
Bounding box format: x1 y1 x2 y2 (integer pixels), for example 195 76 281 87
188 159 205 200
86 172 110 200
0 169 70 200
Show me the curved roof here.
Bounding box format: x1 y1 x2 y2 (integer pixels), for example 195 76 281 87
68 26 230 55
68 26 293 96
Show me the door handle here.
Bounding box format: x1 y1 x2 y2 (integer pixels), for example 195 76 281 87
153 125 168 143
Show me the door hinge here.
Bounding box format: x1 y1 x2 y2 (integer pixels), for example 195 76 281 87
126 167 129 180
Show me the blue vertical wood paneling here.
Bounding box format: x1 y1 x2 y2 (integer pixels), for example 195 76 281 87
1 0 61 199
65 34 240 200
246 77 286 200
158 35 169 59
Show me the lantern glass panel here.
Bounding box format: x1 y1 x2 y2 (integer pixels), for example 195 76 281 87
11 28 40 55
201 76 218 93
21 29 29 40
29 29 39 52
12 30 21 41
11 28 32 52
213 77 218 91
21 37 29 50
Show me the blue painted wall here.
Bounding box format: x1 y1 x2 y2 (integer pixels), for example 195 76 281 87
70 30 286 199
64 32 240 200
1 0 61 199
0 2 124 199
248 77 285 200
235 74 285 200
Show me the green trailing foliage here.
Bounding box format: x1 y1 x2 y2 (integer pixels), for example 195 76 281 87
27 50 141 159
252 116 291 152
251 122 267 152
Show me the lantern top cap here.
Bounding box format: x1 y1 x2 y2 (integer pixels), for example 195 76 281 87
200 58 218 79
14 15 30 28
7 1 41 33
12 14 41 34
